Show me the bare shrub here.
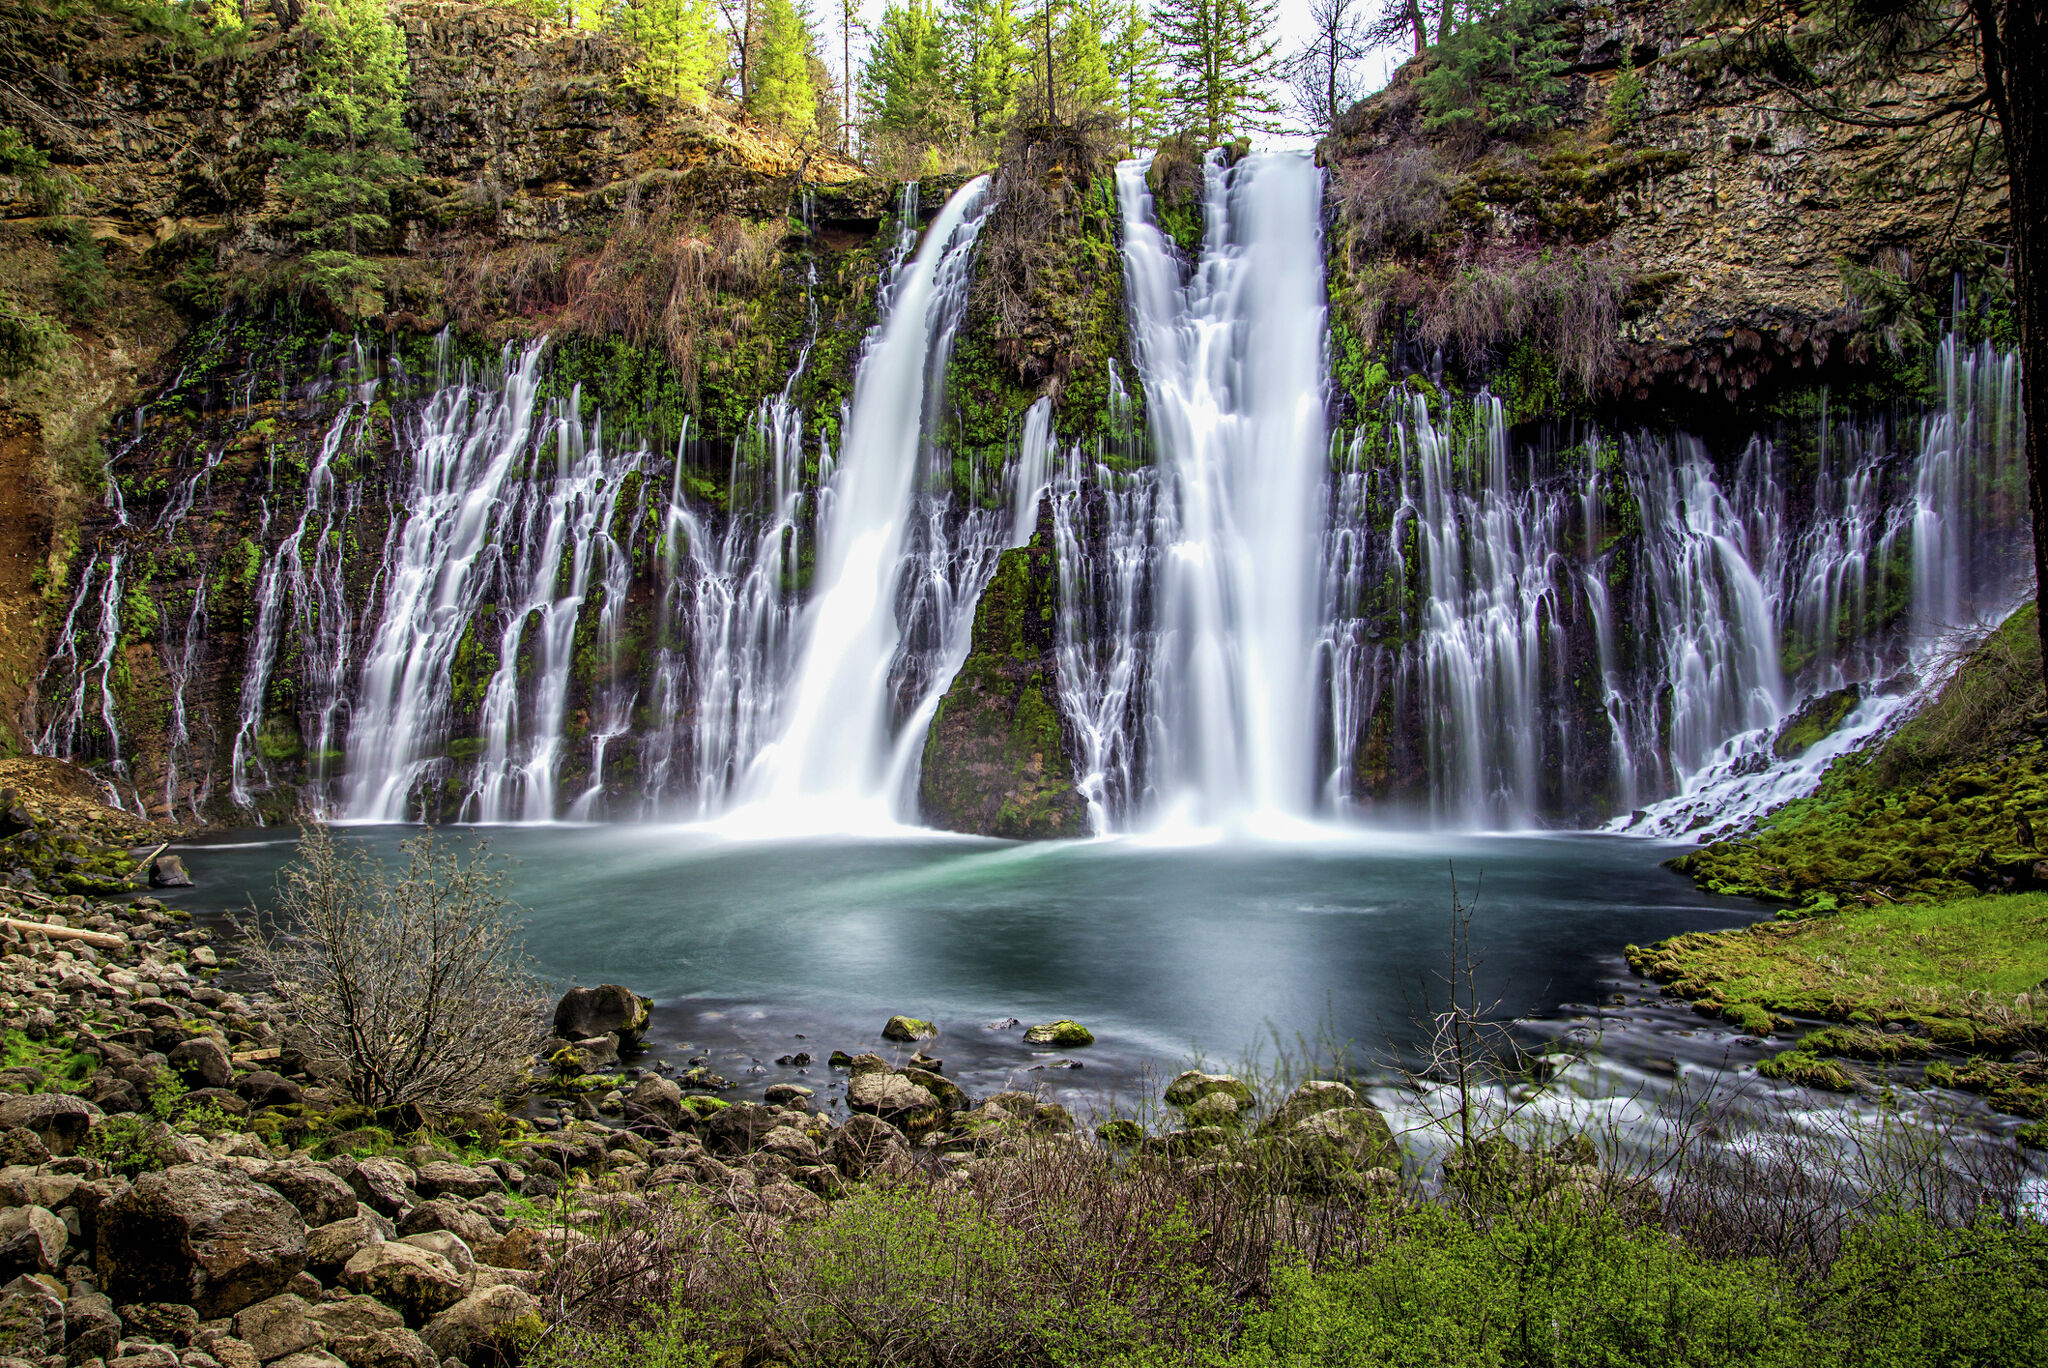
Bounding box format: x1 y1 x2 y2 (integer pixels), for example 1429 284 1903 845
235 825 548 1113
1414 242 1631 391
1336 146 1449 255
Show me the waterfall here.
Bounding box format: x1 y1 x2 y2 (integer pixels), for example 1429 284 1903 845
342 341 547 821
727 176 996 832
461 398 646 823
1115 151 1330 831
232 371 370 813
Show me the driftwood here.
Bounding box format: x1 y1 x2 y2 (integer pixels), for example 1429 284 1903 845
0 916 127 949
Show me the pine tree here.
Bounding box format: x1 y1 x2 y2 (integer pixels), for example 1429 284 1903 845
620 0 727 104
860 0 961 149
946 0 1024 137
1152 0 1279 145
1102 0 1165 146
749 0 819 131
267 0 419 319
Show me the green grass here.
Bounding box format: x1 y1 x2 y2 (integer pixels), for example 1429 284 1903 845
1629 892 2048 1029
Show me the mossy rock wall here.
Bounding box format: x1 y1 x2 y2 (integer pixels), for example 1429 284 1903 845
918 497 1085 840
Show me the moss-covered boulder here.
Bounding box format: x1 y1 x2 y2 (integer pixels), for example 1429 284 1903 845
919 498 1086 840
1022 1019 1094 1047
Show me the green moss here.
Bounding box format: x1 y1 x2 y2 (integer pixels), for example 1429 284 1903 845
1756 1050 1861 1091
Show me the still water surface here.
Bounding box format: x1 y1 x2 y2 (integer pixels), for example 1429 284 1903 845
161 825 1760 1104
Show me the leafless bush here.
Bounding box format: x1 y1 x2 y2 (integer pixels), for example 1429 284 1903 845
1655 1079 2029 1279
235 825 548 1113
1336 147 1450 255
1415 242 1631 391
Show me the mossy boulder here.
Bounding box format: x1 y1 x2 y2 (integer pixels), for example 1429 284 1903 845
1163 1071 1253 1108
919 498 1086 840
881 1015 936 1042
1022 1019 1093 1047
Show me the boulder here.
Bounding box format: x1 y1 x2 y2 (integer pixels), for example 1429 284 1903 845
259 1168 358 1229
231 1295 321 1363
394 1202 493 1250
1162 1071 1253 1108
880 1016 936 1042
1022 1020 1093 1047
337 1244 465 1324
318 1325 432 1368
0 1205 66 1278
408 1164 497 1201
395 1233 473 1276
898 1067 967 1111
63 1291 121 1362
761 1084 812 1107
0 1274 65 1357
112 1303 196 1346
0 1095 101 1156
844 1053 889 1075
846 1072 938 1119
95 1165 308 1318
269 1351 346 1368
149 856 194 889
338 1160 413 1219
755 1127 821 1166
826 1115 909 1178
477 1228 543 1273
704 1103 780 1157
302 1217 385 1281
624 1077 684 1130
208 1337 262 1368
419 1286 542 1366
303 1298 403 1341
168 1039 233 1091
234 1074 304 1109
1185 1092 1242 1128
551 987 649 1045
1260 1080 1358 1133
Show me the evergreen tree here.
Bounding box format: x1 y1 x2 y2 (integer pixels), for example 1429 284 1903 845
620 0 727 103
947 0 1025 137
1412 0 1566 138
1102 0 1166 146
860 0 961 149
268 0 419 318
1151 0 1279 144
749 0 819 131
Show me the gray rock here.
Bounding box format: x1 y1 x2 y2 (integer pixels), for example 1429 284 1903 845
63 1292 121 1365
845 1072 937 1118
168 1039 232 1092
0 1274 65 1356
149 857 194 889
338 1161 413 1220
392 1203 492 1251
301 1218 384 1282
258 1169 357 1230
317 1326 432 1368
1162 1070 1253 1108
233 1075 302 1110
407 1166 496 1202
337 1245 464 1324
826 1115 908 1178
623 1077 683 1130
95 1166 308 1318
267 1351 345 1368
1261 1080 1359 1133
551 986 648 1045
419 1286 540 1365
230 1295 320 1363
0 1095 101 1156
114 1303 198 1346
0 1205 66 1277
393 1234 472 1277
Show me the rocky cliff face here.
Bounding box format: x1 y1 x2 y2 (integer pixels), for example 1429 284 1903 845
919 497 1087 840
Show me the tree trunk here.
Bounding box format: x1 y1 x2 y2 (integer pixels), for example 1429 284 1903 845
1410 0 1425 56
1977 0 2047 674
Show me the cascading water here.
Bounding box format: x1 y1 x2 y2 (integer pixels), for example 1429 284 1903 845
727 176 998 832
1114 151 1330 831
341 341 546 821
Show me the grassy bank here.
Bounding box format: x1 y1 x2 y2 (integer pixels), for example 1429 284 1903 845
1647 605 2048 1131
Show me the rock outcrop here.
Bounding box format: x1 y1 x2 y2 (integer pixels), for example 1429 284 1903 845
919 496 1087 839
